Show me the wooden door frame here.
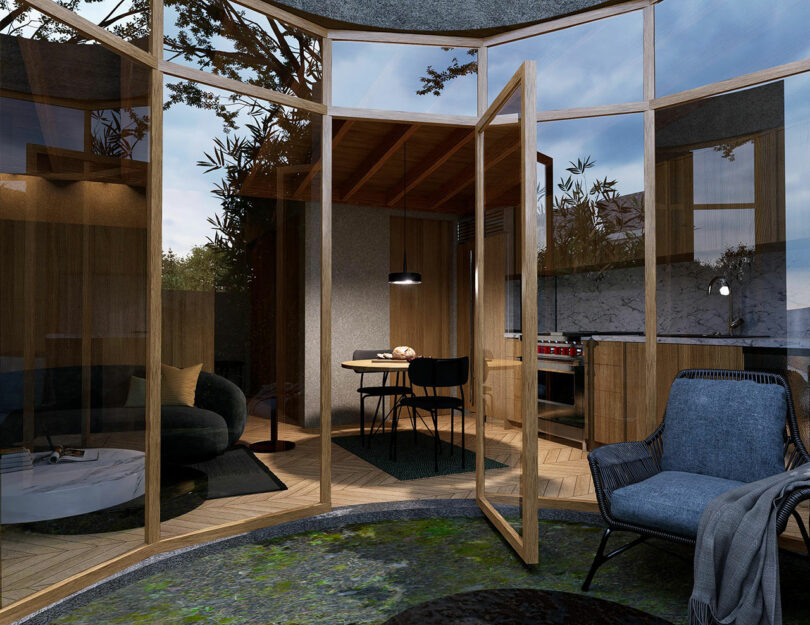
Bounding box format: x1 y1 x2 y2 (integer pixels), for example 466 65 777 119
474 61 539 565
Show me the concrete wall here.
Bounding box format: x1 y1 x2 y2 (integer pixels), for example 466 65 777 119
303 204 459 427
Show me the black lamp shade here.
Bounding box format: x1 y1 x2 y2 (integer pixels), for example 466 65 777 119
388 270 422 285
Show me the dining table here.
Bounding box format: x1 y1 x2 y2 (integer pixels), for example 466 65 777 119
341 359 412 443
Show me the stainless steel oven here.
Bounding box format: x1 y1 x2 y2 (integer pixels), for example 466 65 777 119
537 333 585 448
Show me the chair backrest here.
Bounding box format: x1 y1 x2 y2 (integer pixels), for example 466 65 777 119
661 369 809 482
408 357 469 389
352 348 390 360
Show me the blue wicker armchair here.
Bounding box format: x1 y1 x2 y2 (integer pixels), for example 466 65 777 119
583 369 810 591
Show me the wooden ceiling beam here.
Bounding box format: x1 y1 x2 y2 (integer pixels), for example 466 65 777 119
385 127 473 207
339 123 420 202
292 119 354 199
432 140 519 211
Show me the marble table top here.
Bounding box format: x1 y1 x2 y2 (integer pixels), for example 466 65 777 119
1 448 145 524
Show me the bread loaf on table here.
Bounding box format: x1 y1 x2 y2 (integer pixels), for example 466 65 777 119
392 346 416 360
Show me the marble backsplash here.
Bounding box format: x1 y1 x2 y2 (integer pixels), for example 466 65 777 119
536 250 810 340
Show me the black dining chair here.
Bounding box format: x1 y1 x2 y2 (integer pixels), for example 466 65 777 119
391 357 469 472
353 348 412 446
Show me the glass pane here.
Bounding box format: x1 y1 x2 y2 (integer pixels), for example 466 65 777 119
656 0 810 96
482 86 524 534
164 0 323 101
488 10 643 110
1 7 149 606
656 76 810 456
1 0 150 47
333 42 477 115
537 114 645 448
161 77 322 537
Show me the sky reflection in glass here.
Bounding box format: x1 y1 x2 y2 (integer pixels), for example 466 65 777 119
656 0 810 96
332 42 477 115
489 11 643 110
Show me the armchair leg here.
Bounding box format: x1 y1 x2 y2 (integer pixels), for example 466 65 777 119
791 510 810 556
582 528 647 591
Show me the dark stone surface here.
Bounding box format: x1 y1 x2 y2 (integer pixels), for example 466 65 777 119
383 588 674 625
14 500 600 625
265 0 615 35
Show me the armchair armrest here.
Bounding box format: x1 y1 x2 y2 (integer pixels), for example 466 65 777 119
588 440 662 517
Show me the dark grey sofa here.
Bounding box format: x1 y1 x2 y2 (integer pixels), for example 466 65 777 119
0 365 246 464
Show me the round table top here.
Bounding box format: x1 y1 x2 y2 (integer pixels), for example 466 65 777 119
341 358 411 373
1 448 145 524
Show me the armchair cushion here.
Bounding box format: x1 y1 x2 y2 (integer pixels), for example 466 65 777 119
611 470 743 538
661 378 786 483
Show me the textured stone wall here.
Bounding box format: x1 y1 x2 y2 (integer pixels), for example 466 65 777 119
269 0 611 33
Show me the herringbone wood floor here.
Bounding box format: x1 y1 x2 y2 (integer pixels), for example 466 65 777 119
3 413 807 607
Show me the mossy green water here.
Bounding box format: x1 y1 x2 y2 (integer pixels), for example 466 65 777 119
53 518 810 625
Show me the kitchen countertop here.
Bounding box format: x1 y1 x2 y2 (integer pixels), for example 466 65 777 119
587 335 810 349
505 332 810 349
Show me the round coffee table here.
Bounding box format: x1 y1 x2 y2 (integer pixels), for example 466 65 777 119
1 448 145 524
383 588 673 625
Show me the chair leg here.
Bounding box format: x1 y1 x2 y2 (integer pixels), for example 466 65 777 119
432 410 439 472
450 408 454 455
389 404 400 461
461 409 466 469
368 394 383 447
411 406 417 443
360 395 365 446
582 528 648 591
791 509 810 555
582 528 612 592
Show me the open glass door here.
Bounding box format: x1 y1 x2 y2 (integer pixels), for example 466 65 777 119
475 62 539 564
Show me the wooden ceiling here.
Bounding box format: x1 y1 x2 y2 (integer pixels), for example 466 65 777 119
332 117 521 216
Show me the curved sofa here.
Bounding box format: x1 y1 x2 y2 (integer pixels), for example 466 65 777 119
0 365 246 464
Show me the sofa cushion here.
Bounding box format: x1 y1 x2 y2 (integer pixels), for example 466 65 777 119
611 470 743 538
161 405 229 463
661 377 787 483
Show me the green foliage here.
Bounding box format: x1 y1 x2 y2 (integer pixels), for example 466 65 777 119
161 246 223 292
539 156 644 276
700 243 755 284
417 48 477 96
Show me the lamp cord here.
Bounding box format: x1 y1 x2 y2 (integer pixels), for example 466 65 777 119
402 142 407 272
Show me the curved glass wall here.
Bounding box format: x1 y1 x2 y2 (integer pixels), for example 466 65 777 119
333 42 477 115
161 78 323 538
656 0 810 96
1 6 150 605
537 114 645 447
656 75 810 443
488 10 643 110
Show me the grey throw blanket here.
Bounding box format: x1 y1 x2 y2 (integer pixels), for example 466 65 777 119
689 464 810 625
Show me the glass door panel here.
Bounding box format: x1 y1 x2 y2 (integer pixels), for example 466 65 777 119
475 62 539 564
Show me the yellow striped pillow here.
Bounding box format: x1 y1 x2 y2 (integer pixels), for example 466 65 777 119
161 363 203 407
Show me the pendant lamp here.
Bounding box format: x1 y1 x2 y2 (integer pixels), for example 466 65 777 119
388 141 422 285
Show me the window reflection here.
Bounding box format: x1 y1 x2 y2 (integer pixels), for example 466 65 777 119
488 11 643 110
656 0 810 96
164 0 322 100
1 6 149 606
332 42 477 115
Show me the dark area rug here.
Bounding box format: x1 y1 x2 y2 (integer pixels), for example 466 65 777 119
383 588 674 625
333 431 506 480
18 446 285 534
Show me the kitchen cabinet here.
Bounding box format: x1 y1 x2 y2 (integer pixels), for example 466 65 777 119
588 340 744 447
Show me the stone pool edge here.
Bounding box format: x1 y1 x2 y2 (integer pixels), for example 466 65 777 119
14 499 604 625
